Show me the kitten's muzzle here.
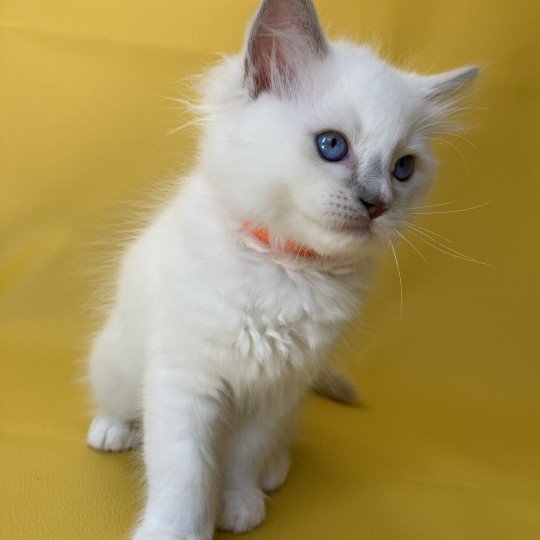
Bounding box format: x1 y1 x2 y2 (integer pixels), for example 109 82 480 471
358 195 389 220
350 164 391 220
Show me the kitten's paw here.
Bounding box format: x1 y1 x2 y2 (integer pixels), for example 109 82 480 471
260 449 291 492
87 414 138 452
217 489 266 533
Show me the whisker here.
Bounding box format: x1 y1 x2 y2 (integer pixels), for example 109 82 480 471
431 136 469 172
410 200 458 210
386 234 403 320
401 221 452 244
409 201 493 216
394 229 427 262
430 131 478 149
406 223 474 259
405 226 489 265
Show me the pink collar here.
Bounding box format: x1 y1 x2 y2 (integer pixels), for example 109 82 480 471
242 221 319 258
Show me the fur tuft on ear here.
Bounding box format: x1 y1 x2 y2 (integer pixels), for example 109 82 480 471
414 66 480 133
420 66 479 102
244 0 329 98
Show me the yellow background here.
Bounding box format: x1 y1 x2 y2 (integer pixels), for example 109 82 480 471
1 1 539 538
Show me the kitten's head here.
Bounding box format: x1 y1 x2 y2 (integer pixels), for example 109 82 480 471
198 0 478 258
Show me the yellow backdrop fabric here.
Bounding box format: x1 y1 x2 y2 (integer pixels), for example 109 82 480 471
1 1 539 538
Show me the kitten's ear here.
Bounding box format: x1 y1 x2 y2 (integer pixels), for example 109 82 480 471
244 0 329 98
419 66 479 102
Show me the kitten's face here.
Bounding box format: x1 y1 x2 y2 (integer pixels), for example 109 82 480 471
199 0 477 258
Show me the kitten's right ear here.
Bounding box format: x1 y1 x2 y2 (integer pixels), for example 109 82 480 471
244 0 329 98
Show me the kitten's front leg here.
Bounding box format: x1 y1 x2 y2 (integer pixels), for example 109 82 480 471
134 366 230 540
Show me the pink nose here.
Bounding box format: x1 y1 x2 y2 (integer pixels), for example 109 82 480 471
360 197 389 219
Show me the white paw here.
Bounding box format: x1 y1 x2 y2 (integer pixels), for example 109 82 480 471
217 489 266 533
87 414 139 452
260 449 291 492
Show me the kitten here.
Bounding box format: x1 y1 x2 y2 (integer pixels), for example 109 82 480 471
86 0 478 538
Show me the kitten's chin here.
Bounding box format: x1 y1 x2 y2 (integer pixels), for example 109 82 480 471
306 225 374 258
295 213 369 253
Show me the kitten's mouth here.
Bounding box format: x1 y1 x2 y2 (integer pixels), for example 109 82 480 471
303 212 372 239
333 220 371 237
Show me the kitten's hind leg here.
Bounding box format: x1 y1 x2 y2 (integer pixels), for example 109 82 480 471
313 362 360 405
87 309 143 451
87 414 140 452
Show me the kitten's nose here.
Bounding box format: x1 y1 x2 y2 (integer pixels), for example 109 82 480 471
360 197 389 220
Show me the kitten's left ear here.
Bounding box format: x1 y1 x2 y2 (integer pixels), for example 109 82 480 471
244 0 329 98
419 66 479 102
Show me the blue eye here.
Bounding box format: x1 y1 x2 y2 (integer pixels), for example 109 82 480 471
315 131 348 162
393 155 415 181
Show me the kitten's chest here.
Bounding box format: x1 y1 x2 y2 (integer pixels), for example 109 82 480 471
222 259 364 384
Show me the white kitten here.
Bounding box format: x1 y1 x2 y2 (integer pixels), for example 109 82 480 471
86 1 478 538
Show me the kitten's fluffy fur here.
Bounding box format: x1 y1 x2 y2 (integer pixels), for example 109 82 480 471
87 1 478 538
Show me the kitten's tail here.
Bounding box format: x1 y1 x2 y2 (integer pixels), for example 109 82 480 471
313 363 360 406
